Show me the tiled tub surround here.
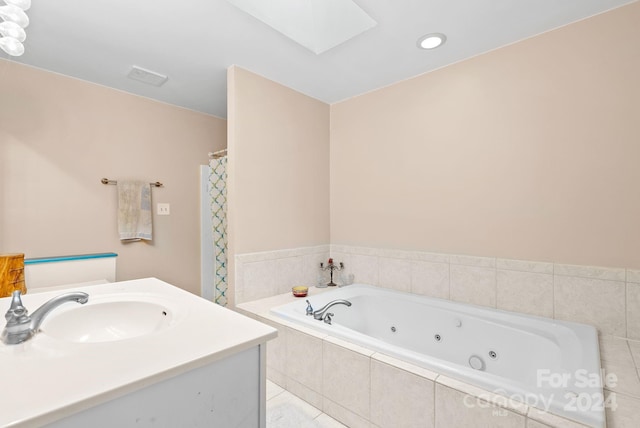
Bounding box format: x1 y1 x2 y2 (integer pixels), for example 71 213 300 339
330 245 640 340
235 245 330 304
236 245 639 339
272 284 604 426
237 292 640 428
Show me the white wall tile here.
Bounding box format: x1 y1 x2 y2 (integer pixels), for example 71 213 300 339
349 254 379 286
434 384 525 428
410 251 450 263
370 359 435 428
302 251 330 287
601 359 640 399
342 246 379 256
450 254 496 268
324 336 375 357
554 276 626 336
236 246 330 302
605 390 640 428
436 376 528 415
235 251 273 263
599 335 635 367
322 341 371 419
260 317 287 376
627 283 640 340
276 256 305 295
286 328 324 394
237 259 278 303
496 258 553 274
329 244 350 254
371 353 438 381
450 265 497 308
525 420 553 428
411 260 450 299
629 341 640 368
527 406 590 428
285 377 324 410
627 270 640 284
267 366 287 389
378 247 414 260
378 257 411 292
554 263 625 282
241 244 640 345
496 270 553 318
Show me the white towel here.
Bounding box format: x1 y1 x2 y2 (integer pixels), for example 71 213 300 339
117 180 152 242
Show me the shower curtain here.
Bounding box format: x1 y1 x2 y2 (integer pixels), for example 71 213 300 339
208 156 228 306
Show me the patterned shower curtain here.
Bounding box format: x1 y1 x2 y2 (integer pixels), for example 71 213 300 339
208 156 228 306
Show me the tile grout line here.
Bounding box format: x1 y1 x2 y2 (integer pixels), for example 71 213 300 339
625 281 628 341
551 262 555 320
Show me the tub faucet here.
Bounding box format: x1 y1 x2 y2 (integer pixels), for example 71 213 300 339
1 290 89 345
323 313 334 325
313 299 352 320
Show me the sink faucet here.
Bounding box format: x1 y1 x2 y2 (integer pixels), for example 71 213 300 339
1 290 89 345
313 299 352 320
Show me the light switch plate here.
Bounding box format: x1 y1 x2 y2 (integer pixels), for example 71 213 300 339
157 203 170 215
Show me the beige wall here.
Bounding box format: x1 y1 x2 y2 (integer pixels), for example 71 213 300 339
330 2 640 269
227 66 330 304
0 60 226 294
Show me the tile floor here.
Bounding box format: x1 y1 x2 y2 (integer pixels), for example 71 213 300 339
266 381 347 428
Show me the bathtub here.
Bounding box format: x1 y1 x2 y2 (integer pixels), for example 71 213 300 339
271 284 604 427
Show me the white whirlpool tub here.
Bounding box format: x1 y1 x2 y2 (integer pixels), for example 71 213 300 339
271 284 604 427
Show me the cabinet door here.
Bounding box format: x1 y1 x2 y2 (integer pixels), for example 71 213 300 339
47 346 261 427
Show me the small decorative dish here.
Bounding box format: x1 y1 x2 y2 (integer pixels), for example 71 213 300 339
292 286 308 297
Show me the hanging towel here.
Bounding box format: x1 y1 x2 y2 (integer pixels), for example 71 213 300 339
117 180 152 241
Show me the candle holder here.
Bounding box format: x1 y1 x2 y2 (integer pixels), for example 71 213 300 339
319 258 344 287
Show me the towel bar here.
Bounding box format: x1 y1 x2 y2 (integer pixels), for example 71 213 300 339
101 178 163 187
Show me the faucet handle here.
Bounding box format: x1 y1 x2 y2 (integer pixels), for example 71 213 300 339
5 291 29 325
323 312 334 324
305 300 313 316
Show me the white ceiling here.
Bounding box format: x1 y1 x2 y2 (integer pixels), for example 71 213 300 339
8 0 636 118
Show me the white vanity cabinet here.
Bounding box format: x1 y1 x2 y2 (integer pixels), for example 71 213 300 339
0 278 277 428
48 346 265 428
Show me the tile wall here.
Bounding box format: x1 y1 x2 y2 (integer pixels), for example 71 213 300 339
331 245 640 340
235 244 639 338
234 245 329 304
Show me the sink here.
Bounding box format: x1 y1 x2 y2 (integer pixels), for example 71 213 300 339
40 300 173 343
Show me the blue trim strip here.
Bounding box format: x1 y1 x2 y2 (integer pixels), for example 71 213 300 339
24 253 118 265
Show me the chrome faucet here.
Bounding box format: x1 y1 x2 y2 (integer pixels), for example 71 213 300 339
1 290 89 345
313 299 352 320
323 313 334 325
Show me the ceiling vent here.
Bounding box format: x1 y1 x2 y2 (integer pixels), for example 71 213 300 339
127 66 168 87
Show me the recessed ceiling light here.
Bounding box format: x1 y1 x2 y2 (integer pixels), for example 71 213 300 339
417 33 446 50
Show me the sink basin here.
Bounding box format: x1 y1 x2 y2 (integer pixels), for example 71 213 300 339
40 300 173 343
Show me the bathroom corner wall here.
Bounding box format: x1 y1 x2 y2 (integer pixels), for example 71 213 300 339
0 60 227 294
330 1 640 270
226 66 330 305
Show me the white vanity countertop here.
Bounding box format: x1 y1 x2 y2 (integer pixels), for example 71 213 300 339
0 278 277 427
